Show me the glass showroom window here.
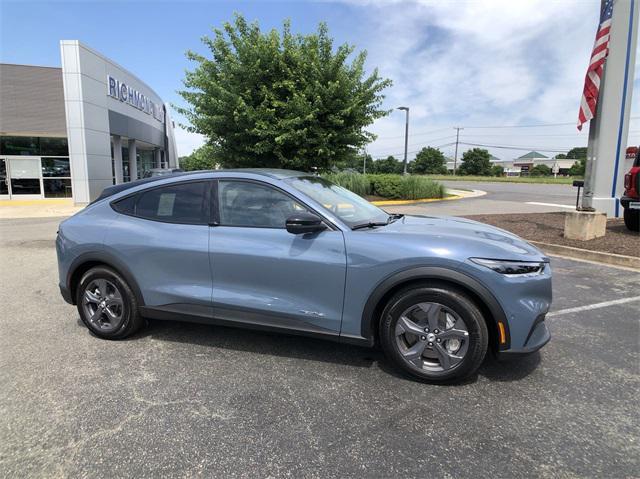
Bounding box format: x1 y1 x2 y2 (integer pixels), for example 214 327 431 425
42 158 72 198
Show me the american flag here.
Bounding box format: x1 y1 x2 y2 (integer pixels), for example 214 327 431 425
577 0 614 131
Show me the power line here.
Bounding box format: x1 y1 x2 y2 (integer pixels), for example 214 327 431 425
458 141 571 153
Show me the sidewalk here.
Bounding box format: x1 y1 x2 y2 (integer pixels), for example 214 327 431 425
0 199 84 219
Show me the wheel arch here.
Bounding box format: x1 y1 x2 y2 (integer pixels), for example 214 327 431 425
360 267 510 351
67 252 145 307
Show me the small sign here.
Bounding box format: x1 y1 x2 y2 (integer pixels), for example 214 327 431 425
626 146 638 160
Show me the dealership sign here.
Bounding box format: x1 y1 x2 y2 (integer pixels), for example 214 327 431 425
107 75 164 123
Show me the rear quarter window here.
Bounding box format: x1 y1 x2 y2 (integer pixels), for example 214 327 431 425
111 181 210 225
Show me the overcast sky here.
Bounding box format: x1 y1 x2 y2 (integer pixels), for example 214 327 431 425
1 0 638 161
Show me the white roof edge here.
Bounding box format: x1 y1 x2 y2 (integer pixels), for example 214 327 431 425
60 40 165 103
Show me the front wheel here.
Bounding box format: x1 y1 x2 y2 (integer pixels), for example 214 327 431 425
76 266 144 339
379 284 488 383
623 207 639 232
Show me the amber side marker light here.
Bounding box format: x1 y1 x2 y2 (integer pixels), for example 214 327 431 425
497 322 507 345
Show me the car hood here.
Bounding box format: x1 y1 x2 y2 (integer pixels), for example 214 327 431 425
365 215 547 261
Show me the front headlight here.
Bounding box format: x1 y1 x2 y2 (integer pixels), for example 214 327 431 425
470 258 546 276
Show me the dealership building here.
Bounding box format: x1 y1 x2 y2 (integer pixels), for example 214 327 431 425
0 40 178 204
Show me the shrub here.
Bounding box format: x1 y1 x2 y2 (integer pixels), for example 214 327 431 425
367 174 444 200
323 172 371 196
530 164 552 177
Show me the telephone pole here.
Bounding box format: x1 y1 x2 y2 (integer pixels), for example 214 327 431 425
398 107 410 175
453 127 464 175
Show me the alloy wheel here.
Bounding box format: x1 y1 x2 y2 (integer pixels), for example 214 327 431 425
394 302 470 372
82 279 125 332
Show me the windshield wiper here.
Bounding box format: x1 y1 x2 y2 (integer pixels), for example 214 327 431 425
352 221 389 230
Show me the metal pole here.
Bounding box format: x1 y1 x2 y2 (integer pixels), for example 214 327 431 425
403 109 409 175
453 127 463 175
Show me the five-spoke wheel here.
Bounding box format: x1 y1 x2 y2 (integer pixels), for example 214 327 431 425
76 266 144 339
379 284 488 383
395 302 470 372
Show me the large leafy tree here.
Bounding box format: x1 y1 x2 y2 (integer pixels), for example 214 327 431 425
374 156 403 174
566 147 587 159
458 148 492 176
410 147 447 174
179 144 219 171
176 15 392 171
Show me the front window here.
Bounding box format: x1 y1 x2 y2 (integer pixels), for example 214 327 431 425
218 180 307 228
286 176 389 228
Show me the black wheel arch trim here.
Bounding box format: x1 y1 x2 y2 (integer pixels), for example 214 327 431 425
66 251 146 307
360 266 510 350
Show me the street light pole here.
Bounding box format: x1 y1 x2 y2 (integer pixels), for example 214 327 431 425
453 127 464 175
398 107 409 175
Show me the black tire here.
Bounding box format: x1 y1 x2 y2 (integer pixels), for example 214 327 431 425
76 266 144 339
623 207 640 232
379 283 488 383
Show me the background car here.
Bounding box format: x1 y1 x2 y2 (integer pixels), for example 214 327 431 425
621 146 639 232
142 168 184 178
56 169 551 383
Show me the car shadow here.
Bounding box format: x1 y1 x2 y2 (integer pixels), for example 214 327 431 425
78 317 542 383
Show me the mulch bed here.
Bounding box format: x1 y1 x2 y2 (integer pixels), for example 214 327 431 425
465 212 639 258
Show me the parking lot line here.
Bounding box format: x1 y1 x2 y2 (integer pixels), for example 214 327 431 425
525 201 575 209
547 296 640 317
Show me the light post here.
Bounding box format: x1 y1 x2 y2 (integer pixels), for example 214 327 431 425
397 107 409 174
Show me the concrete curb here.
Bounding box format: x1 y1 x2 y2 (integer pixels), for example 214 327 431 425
530 241 640 270
370 188 486 206
371 195 462 206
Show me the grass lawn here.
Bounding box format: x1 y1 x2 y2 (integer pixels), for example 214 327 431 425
423 175 577 185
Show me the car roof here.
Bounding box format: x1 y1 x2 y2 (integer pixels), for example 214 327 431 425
91 168 309 203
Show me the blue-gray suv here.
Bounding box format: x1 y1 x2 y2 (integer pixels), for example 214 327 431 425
57 169 551 383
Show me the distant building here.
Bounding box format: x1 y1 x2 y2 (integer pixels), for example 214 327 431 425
492 151 576 176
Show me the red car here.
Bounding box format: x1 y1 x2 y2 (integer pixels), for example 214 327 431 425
621 146 639 232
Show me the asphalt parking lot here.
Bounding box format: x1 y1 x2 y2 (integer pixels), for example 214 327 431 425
1 216 639 478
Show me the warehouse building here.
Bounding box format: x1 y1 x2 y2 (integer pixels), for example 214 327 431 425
0 40 178 204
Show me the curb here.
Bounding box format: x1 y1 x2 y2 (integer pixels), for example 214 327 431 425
371 195 462 206
529 241 640 270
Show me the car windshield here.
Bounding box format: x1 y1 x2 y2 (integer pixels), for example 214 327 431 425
286 176 390 228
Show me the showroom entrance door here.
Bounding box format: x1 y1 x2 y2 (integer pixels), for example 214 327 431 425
0 159 9 199
2 157 42 199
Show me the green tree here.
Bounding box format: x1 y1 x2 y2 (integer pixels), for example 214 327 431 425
179 144 218 171
337 152 374 173
176 14 392 171
410 147 447 174
530 164 552 177
458 148 492 176
490 164 505 177
555 153 567 159
374 156 403 174
568 158 586 176
566 147 587 159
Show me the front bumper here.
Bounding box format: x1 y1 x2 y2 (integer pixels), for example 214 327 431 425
620 196 639 209
498 318 550 359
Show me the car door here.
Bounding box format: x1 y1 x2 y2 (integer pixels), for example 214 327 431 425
105 180 213 317
209 179 346 336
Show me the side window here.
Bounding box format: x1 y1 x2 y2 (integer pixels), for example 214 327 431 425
128 181 209 224
218 181 306 228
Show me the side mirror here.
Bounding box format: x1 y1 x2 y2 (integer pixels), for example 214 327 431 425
285 212 327 234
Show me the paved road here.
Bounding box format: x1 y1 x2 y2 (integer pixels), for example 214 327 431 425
385 181 577 216
1 217 639 478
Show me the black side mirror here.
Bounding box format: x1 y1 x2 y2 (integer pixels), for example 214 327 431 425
285 212 327 234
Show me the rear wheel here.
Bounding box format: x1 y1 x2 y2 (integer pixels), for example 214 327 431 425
379 284 488 383
76 266 144 339
623 207 639 232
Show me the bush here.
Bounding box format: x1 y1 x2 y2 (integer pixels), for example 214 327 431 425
323 172 371 197
367 174 444 200
530 164 552 177
490 165 504 177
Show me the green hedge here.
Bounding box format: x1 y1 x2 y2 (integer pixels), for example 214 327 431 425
323 172 371 196
323 173 444 200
